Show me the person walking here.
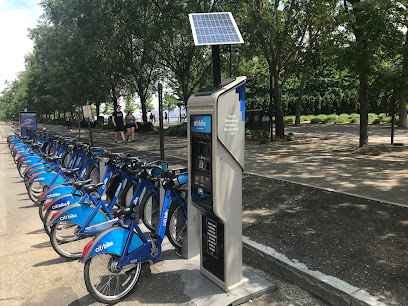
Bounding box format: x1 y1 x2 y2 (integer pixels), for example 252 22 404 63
125 110 138 142
66 117 73 131
164 112 168 123
112 105 127 144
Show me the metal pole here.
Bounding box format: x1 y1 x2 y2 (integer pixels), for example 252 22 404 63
87 118 94 146
391 96 395 145
212 45 221 87
78 109 81 139
158 83 164 160
229 45 232 78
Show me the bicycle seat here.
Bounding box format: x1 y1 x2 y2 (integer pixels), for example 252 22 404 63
112 204 136 219
45 156 62 163
72 179 92 190
62 168 79 177
82 182 104 194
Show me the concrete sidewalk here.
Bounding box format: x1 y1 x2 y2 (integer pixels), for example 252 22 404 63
12 122 408 305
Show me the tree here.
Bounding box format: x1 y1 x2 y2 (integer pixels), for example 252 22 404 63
245 0 338 139
343 0 401 146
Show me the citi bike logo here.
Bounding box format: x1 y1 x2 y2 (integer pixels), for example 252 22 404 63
101 177 108 190
35 177 45 181
46 192 60 199
193 119 207 127
114 183 123 198
52 201 70 209
60 213 77 220
95 241 113 253
163 210 168 226
80 168 86 177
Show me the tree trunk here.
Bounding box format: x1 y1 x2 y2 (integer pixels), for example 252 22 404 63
140 94 148 123
295 52 311 126
397 33 408 128
359 72 369 147
273 87 285 139
96 102 100 119
269 67 284 139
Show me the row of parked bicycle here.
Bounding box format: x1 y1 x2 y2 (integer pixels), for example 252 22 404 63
8 129 188 304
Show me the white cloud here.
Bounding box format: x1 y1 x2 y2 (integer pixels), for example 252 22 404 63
0 2 42 92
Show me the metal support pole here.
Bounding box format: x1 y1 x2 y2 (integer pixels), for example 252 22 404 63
391 96 395 145
158 83 164 160
229 45 232 78
87 118 94 146
212 45 221 87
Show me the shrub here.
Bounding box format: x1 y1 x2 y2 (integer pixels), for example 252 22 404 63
166 123 187 137
336 114 350 123
284 116 295 124
322 114 338 124
349 113 360 123
311 115 327 124
300 115 312 122
373 118 381 124
368 113 377 123
102 121 114 130
138 122 154 132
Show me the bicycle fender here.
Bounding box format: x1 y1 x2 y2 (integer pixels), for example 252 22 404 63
43 194 85 212
39 185 78 201
48 203 108 227
25 163 50 177
80 227 143 263
21 156 42 164
28 171 65 185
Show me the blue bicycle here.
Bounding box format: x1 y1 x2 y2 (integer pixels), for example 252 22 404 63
80 169 188 304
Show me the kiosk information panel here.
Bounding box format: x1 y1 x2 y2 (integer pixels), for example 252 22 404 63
187 76 246 292
20 112 37 136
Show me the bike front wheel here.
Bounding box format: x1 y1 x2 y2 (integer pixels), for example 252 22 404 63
50 222 93 259
84 254 142 304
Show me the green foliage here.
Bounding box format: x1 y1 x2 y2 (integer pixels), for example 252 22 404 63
166 123 187 137
349 114 360 123
138 122 154 132
284 116 295 124
246 129 270 144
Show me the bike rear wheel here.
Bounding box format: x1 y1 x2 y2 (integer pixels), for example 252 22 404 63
140 190 160 231
166 202 187 249
50 222 92 259
84 254 142 304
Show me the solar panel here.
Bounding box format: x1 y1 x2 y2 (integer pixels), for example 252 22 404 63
189 12 244 46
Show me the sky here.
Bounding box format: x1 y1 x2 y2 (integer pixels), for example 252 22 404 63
0 0 43 92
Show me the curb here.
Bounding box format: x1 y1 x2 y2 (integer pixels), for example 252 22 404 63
242 236 387 306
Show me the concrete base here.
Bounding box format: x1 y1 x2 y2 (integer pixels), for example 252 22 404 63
155 239 275 306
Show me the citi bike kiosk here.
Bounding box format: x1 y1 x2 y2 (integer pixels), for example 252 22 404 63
187 76 246 291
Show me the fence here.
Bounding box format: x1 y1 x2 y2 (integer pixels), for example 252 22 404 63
245 109 271 132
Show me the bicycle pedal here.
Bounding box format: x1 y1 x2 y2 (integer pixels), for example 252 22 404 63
149 233 160 240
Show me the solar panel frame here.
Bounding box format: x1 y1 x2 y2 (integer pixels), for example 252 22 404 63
189 12 244 46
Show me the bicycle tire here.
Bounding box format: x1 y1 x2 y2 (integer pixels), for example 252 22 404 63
61 151 71 168
38 200 46 222
84 254 142 304
166 201 187 249
84 164 100 185
140 190 160 231
27 181 46 204
119 180 136 208
50 222 92 259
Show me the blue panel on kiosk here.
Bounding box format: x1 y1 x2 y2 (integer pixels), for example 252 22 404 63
191 116 211 133
189 12 244 46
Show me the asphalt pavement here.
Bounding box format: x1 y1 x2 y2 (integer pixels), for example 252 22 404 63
3 121 408 305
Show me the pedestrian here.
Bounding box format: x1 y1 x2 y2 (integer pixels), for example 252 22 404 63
125 110 138 142
149 113 153 122
112 105 127 144
153 114 156 124
164 112 168 123
66 117 73 131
